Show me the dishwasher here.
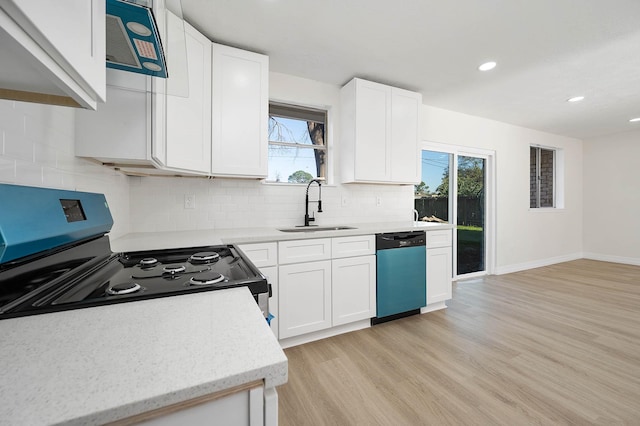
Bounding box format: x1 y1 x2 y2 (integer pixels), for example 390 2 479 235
372 230 426 324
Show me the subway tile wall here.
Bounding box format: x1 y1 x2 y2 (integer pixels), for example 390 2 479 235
129 176 414 232
0 99 413 236
0 100 131 238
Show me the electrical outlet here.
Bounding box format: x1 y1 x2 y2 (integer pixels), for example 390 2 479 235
376 196 382 207
341 196 348 207
184 194 196 209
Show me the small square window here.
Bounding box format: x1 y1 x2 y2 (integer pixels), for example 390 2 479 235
268 103 327 183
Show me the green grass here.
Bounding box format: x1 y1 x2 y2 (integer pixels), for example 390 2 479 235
457 226 483 244
457 225 482 232
457 226 485 274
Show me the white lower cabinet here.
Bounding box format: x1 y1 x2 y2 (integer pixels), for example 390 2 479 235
117 382 268 426
278 260 332 339
426 229 453 305
261 265 279 339
331 255 376 326
426 246 452 304
277 235 375 340
237 243 279 339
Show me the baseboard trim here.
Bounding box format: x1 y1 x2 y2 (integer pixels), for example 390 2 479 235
279 319 371 349
420 301 447 314
582 252 640 266
495 252 583 275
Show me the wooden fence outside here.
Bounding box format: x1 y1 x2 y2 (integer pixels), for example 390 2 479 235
414 196 484 228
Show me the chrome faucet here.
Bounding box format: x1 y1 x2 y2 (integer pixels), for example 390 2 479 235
304 179 323 226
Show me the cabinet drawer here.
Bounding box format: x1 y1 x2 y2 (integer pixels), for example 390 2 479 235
237 242 277 268
426 229 452 248
332 235 375 258
279 239 331 264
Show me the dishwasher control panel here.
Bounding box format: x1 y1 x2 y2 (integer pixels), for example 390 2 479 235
376 231 426 250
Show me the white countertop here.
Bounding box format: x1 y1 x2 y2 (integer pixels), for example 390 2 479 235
111 221 453 252
0 288 287 426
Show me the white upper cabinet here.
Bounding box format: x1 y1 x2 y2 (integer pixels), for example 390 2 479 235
75 74 153 166
340 78 421 184
0 0 106 109
76 12 212 176
156 12 212 173
390 87 421 183
211 43 269 178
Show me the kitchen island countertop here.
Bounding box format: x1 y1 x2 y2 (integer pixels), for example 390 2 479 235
0 288 287 425
111 221 454 252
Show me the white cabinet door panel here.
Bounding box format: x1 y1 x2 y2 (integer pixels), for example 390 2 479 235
354 81 389 181
332 256 376 326
391 88 421 183
75 85 151 162
212 43 268 177
261 266 279 340
237 243 279 339
133 384 265 426
331 235 375 258
426 229 453 249
164 15 211 173
238 242 278 268
278 239 331 264
426 246 452 304
279 261 331 339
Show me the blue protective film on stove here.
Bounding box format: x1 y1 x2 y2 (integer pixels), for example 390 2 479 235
0 185 113 264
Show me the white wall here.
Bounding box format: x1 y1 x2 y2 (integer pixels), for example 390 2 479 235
128 72 414 232
583 130 640 265
420 105 584 273
0 79 591 274
0 100 130 238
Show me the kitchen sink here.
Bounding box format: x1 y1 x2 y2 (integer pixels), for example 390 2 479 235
278 226 356 233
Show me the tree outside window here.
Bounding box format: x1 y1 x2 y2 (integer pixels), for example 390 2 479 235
268 103 327 183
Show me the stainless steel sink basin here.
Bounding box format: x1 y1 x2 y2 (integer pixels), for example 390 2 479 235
278 226 356 233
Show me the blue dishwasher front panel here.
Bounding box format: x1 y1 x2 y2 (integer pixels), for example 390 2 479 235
376 245 426 318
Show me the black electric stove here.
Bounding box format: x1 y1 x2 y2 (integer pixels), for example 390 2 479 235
0 184 269 320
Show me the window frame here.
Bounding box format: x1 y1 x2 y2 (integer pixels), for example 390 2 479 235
266 102 328 184
530 145 561 209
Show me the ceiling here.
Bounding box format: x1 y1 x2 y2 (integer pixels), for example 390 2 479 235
180 0 640 140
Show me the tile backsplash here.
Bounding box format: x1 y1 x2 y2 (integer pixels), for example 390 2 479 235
129 176 414 232
0 100 130 238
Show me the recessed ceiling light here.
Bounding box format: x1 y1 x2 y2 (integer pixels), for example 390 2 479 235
567 96 585 102
630 117 640 122
478 61 497 71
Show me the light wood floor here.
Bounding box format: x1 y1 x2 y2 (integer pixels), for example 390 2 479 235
278 259 640 425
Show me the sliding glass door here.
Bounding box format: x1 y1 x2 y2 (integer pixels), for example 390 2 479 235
415 147 492 278
456 155 486 275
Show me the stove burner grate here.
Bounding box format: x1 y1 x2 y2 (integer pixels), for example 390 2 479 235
106 282 142 295
189 251 220 264
189 271 225 286
139 257 158 267
163 264 186 274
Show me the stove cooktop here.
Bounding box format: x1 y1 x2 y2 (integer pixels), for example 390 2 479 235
0 239 268 319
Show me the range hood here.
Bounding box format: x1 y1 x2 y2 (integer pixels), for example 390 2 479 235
106 0 168 78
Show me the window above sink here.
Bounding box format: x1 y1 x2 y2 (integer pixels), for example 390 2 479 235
267 103 328 184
